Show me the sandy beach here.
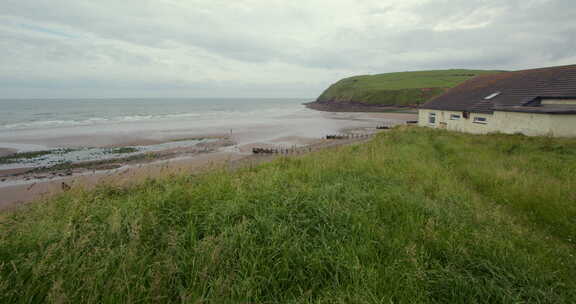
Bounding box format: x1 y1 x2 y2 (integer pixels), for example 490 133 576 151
0 111 417 210
0 148 16 157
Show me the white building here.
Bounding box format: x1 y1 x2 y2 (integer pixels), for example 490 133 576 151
419 65 576 137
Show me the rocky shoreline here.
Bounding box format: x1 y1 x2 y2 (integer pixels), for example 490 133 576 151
0 137 235 184
304 101 418 113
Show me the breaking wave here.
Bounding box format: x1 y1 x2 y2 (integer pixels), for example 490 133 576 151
0 106 303 131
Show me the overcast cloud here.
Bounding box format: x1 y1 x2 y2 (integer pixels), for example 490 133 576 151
1 0 575 98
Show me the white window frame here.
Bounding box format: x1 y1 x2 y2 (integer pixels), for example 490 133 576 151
473 116 488 124
450 114 461 120
428 112 436 124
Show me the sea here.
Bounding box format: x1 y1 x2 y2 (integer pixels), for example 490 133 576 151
0 98 322 170
0 97 405 176
0 98 305 133
0 98 365 153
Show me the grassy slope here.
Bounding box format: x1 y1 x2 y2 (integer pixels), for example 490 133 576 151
317 69 503 106
1 127 576 303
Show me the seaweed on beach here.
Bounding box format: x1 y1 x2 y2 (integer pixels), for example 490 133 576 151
27 152 161 174
0 149 75 164
107 147 139 154
170 137 208 142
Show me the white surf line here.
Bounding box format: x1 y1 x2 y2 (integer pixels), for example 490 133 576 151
0 142 48 152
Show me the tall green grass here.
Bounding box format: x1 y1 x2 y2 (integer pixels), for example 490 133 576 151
1 127 575 303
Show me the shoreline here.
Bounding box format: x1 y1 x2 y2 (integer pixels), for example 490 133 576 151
0 111 418 211
0 134 376 211
0 148 17 157
0 135 234 180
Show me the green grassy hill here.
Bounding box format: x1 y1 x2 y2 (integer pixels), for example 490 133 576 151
317 69 503 106
1 127 576 303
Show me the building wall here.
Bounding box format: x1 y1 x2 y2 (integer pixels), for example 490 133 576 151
548 115 576 137
541 99 576 105
418 109 576 137
491 111 552 136
418 109 492 134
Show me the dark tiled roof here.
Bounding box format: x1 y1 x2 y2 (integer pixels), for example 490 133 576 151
421 64 576 114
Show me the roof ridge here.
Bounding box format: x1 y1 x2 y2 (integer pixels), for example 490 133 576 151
512 64 576 73
420 64 576 113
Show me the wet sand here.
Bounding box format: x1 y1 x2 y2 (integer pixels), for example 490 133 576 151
0 110 413 149
0 148 16 157
0 111 417 211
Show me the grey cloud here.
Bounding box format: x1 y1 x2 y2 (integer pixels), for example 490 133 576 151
2 0 290 63
0 0 575 98
285 0 576 72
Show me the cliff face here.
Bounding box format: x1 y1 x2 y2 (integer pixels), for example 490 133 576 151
314 69 503 108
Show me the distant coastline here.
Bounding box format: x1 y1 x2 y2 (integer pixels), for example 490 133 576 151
310 69 504 113
304 101 418 113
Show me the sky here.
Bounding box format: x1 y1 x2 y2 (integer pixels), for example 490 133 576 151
0 0 575 99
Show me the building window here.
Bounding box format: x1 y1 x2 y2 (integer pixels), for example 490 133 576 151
450 114 461 120
428 112 436 124
463 111 470 119
473 117 488 124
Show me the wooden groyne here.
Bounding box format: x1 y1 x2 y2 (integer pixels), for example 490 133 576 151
251 121 418 155
252 146 313 155
325 133 372 140
376 122 392 129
